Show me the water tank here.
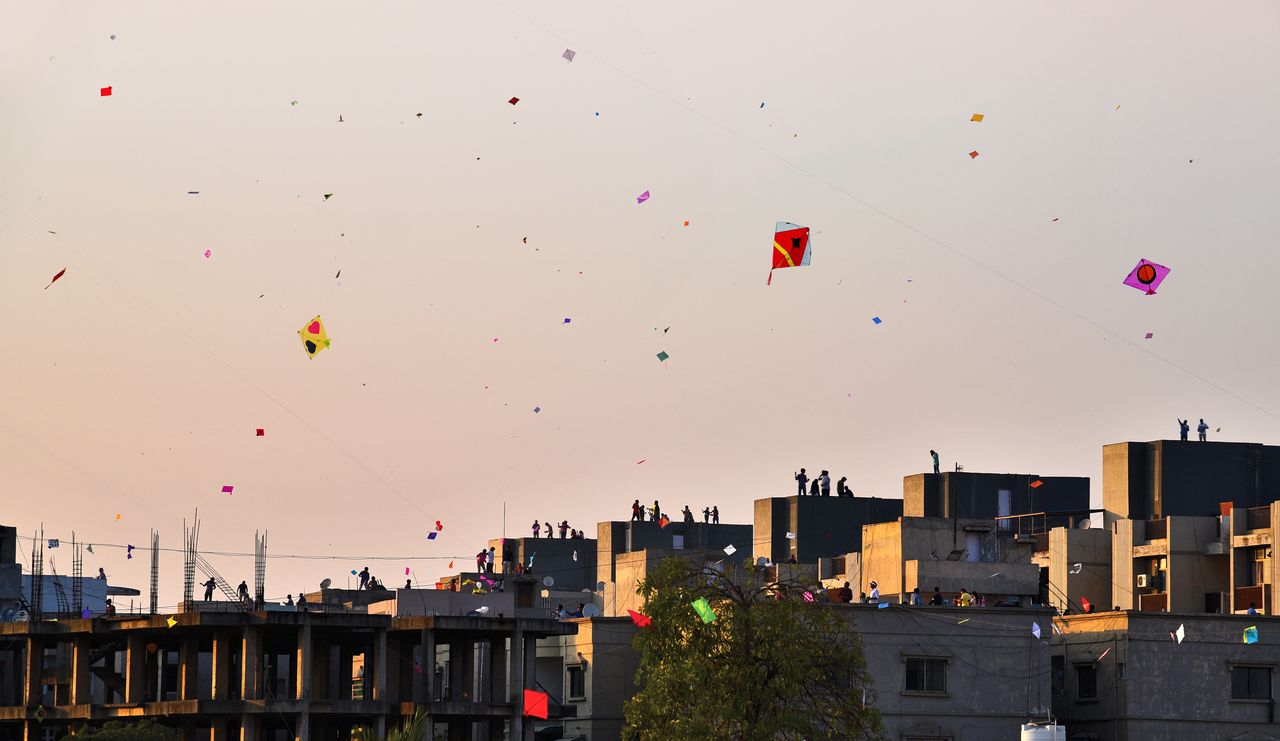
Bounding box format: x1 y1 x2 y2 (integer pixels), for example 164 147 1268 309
1021 723 1065 741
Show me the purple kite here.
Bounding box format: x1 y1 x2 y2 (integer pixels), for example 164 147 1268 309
1123 258 1170 295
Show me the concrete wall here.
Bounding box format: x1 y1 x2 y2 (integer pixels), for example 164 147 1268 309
549 618 639 741
1103 442 1149 525
1049 526 1113 613
1105 440 1280 525
754 496 902 565
495 536 597 591
1112 519 1136 610
854 603 1054 740
904 472 1089 520
1055 612 1280 741
1168 516 1229 614
370 589 516 617
863 517 1037 603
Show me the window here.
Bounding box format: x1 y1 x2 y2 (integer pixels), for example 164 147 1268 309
567 665 586 700
904 658 947 694
1232 666 1272 700
1075 664 1097 701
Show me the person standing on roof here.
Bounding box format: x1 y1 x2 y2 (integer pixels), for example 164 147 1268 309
559 520 569 539
1178 419 1189 441
820 471 831 496
358 567 370 590
795 468 808 496
682 506 694 523
711 506 719 524
868 581 880 604
703 506 711 523
544 521 552 538
1198 418 1209 442
931 450 940 474
631 500 643 522
652 500 661 522
486 547 495 575
237 581 250 603
202 577 216 601
532 520 541 538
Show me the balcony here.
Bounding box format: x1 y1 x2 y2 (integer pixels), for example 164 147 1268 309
1144 519 1167 541
1138 592 1168 612
1235 585 1271 613
1247 507 1272 532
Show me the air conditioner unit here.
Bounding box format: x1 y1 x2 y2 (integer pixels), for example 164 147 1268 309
1136 574 1151 588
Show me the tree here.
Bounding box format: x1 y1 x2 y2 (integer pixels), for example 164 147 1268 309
61 720 176 741
354 708 428 741
623 556 884 741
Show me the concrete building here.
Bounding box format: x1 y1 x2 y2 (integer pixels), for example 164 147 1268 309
904 471 1089 521
0 528 18 619
1230 501 1279 616
860 516 1042 605
493 536 597 592
854 603 1055 740
535 617 639 741
753 495 902 565
1112 513 1229 614
1047 525 1114 615
0 592 575 741
595 520 749 588
1053 611 1280 741
1103 439 1280 526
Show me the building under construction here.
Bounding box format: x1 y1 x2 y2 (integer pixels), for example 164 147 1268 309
0 603 573 740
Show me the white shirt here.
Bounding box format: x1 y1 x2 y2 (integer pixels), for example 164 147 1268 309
869 586 880 602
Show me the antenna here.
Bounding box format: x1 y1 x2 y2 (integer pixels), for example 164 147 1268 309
149 529 160 614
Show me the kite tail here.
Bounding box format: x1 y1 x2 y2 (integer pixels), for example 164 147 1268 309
767 269 773 286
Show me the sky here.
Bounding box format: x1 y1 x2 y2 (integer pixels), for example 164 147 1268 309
3 1 1279 609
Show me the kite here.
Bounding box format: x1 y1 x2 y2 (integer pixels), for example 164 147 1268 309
256 428 264 436
971 113 984 122
803 591 814 602
221 485 234 494
1030 480 1044 489
1244 626 1259 644
427 532 438 540
323 193 333 201
1081 597 1092 613
636 190 650 204
872 317 882 325
1123 258 1170 295
100 86 112 96
1173 624 1185 644
877 602 889 609
533 406 541 413
45 268 67 289
166 616 178 628
48 539 59 549
405 567 411 575
563 318 571 324
523 689 549 719
1145 332 1154 339
126 545 135 559
203 250 211 258
1069 563 1083 574
768 222 811 285
298 316 331 358
448 560 454 569
969 151 980 159
1096 647 1111 662
435 520 443 531
86 544 93 554
723 545 737 556
628 609 652 628
562 49 576 62
509 97 520 105
691 597 717 623
656 351 669 362
658 515 670 528
1031 622 1042 639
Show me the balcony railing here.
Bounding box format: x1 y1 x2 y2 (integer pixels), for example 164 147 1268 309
1138 592 1168 612
1247 507 1271 532
1235 585 1270 613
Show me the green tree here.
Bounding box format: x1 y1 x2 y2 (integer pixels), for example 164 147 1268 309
354 708 428 741
60 720 177 741
623 556 884 741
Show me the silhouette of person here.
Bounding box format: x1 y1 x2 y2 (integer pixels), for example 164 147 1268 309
532 520 541 538
820 470 831 496
358 567 370 590
631 500 643 522
702 506 711 523
682 506 694 523
544 521 552 538
712 506 719 524
795 468 808 496
1178 419 1189 441
1198 418 1209 442
202 578 216 601
930 450 940 474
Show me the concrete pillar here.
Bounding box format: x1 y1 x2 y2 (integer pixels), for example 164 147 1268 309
211 722 230 741
372 631 387 702
239 716 260 741
418 628 436 703
338 643 354 700
71 636 92 705
212 631 233 700
509 628 524 741
488 638 505 705
296 621 312 741
179 636 200 701
125 634 147 704
241 627 262 701
311 642 330 701
23 638 43 707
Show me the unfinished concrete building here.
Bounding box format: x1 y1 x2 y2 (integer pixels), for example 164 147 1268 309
0 601 574 740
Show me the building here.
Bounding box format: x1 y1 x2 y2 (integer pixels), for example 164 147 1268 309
595 520 750 589
860 516 1041 605
1046 525 1114 615
0 528 18 619
534 617 639 741
1053 611 1280 741
753 495 902 565
493 536 597 592
1230 501 1279 616
852 603 1054 740
1103 439 1280 526
0 591 575 741
904 471 1090 521
1112 512 1229 614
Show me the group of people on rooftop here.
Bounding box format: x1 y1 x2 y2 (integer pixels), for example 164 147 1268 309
1177 418 1212 442
630 500 720 524
793 469 854 497
530 520 589 539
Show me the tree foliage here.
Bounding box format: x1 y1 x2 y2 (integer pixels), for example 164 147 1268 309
61 720 177 741
623 556 884 741
354 708 428 741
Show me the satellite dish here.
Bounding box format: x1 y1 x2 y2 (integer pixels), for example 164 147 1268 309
582 604 602 618
14 610 29 622
1078 519 1092 529
542 576 555 587
595 581 606 592
320 578 332 590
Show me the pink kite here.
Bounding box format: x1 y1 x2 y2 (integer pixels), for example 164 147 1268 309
1123 258 1170 295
